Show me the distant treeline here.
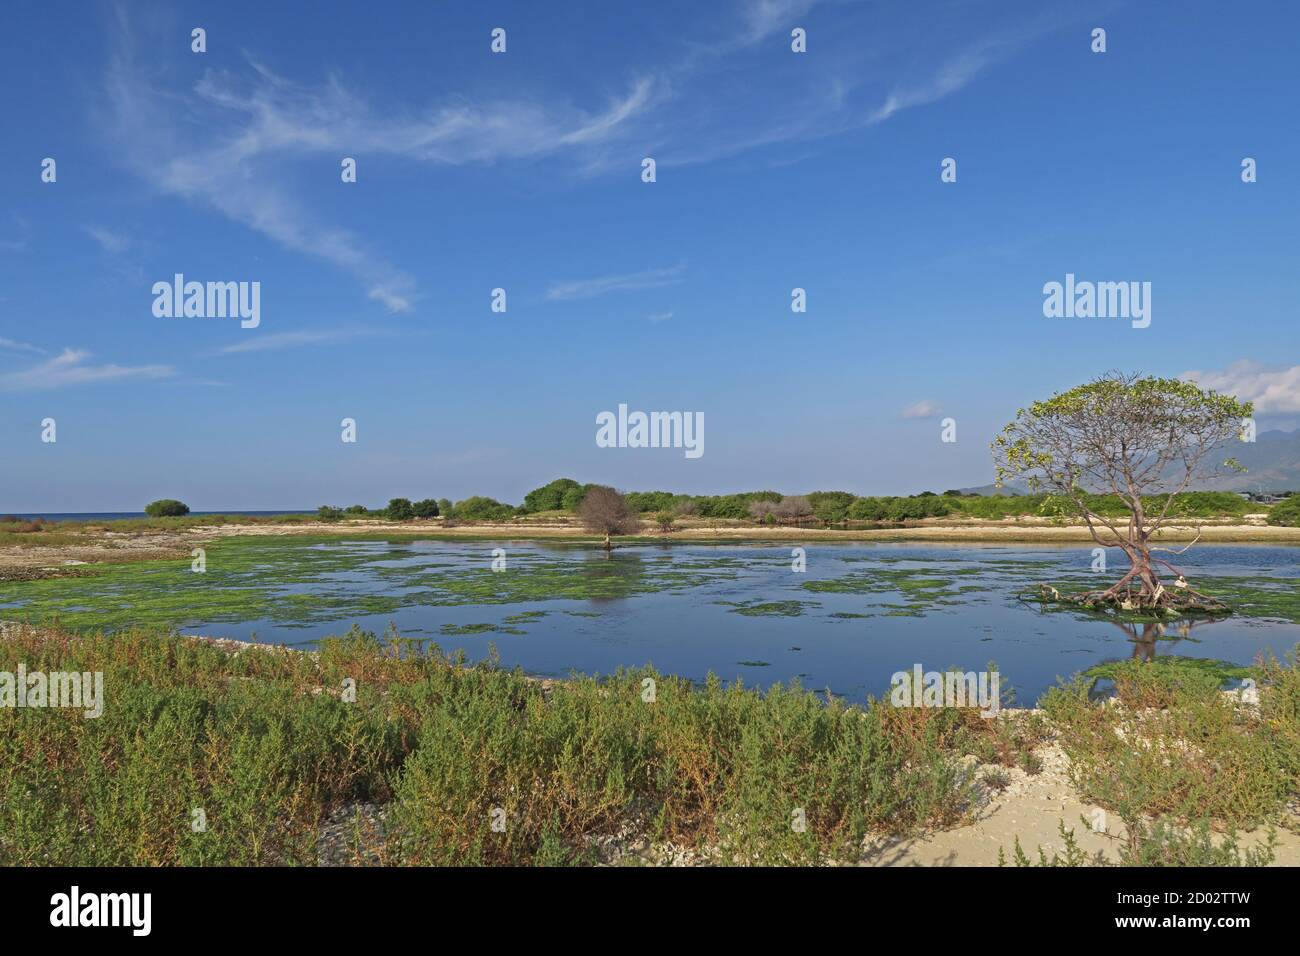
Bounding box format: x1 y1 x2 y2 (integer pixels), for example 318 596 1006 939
320 479 1276 525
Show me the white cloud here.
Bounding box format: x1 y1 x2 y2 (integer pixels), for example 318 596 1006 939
546 265 686 301
219 328 369 354
741 0 822 42
662 6 1068 167
901 399 943 419
84 224 130 253
1181 360 1300 414
645 310 675 323
99 2 1054 311
869 49 997 124
0 337 46 355
0 349 174 392
102 11 655 313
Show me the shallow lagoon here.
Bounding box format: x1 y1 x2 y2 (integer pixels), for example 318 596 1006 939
2 538 1297 703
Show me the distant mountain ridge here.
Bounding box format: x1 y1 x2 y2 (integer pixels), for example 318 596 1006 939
1214 429 1300 492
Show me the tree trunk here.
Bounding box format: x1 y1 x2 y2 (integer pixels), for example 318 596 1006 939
1049 510 1227 614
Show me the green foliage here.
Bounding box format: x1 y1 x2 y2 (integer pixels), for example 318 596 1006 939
992 373 1253 510
625 490 678 513
1119 818 1276 866
345 505 369 515
848 495 954 521
692 491 782 520
1169 491 1253 517
7 623 1297 867
144 499 190 518
384 498 414 521
807 491 855 525
0 626 405 865
522 479 582 513
947 495 1047 518
944 491 1250 521
1002 820 1096 867
1041 657 1290 830
351 482 1256 526
1001 818 1275 867
560 485 589 511
0 625 991 866
1267 495 1300 527
1258 647 1300 796
453 496 515 522
411 499 440 519
317 506 345 521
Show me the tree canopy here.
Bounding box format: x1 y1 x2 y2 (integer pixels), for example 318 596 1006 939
993 372 1252 612
578 485 640 549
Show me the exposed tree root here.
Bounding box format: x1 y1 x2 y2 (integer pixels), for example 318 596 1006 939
1029 582 1230 616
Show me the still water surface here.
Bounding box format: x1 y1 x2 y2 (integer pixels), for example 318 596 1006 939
175 540 1300 703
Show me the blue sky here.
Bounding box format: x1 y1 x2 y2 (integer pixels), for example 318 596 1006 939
2 0 1297 511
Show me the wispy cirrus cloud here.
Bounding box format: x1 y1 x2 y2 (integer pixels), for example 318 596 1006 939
0 348 174 392
0 214 32 252
0 337 46 356
99 1 1061 313
1181 359 1300 414
218 328 373 355
83 224 130 253
546 264 686 302
901 399 943 419
656 1 1073 166
101 6 656 313
740 0 823 42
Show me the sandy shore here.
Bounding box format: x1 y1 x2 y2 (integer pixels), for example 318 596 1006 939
861 741 1300 867
4 515 1298 579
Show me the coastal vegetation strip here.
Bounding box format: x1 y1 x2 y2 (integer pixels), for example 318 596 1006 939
2 623 1295 866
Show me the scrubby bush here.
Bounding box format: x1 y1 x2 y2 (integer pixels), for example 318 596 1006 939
847 497 888 521
1042 659 1288 830
144 499 190 517
807 491 855 525
849 495 953 522
384 498 414 521
6 625 1295 867
317 505 344 521
412 499 440 519
578 486 640 548
453 496 515 522
691 491 781 520
1170 491 1253 518
1268 495 1300 527
560 485 589 511
0 516 46 533
522 478 582 513
773 495 812 523
625 490 678 513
